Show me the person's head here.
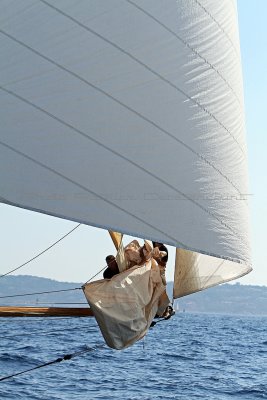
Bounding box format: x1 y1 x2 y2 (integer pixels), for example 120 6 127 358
152 241 163 248
153 242 168 263
105 255 117 270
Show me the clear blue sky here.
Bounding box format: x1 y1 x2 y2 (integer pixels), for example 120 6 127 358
1 1 266 286
237 0 267 285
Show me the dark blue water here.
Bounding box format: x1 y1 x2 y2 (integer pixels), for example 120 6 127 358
0 313 266 399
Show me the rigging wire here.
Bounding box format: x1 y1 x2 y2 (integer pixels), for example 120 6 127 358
0 287 82 299
84 265 106 283
0 344 105 382
0 223 81 279
0 264 108 300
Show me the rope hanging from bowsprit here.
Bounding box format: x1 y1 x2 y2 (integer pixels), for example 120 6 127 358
0 344 105 382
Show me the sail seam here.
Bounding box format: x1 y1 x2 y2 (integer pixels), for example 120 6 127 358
0 125 248 249
194 0 241 59
126 0 243 109
1 194 251 267
37 0 245 156
0 79 249 226
0 29 247 199
0 142 187 249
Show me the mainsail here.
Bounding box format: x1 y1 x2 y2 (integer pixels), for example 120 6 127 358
0 0 251 343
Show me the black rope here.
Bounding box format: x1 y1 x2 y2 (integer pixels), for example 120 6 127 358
0 264 108 301
84 264 107 283
150 309 176 328
0 287 81 299
150 318 166 328
0 344 105 382
0 263 108 299
0 223 81 278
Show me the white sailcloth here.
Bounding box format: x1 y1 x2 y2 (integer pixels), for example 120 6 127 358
173 248 251 298
0 0 251 298
83 260 165 350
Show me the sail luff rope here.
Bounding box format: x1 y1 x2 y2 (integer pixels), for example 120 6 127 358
0 344 105 382
0 223 81 278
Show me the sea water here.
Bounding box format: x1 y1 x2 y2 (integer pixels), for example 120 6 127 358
0 313 266 399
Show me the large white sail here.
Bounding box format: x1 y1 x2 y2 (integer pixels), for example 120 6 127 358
0 0 251 294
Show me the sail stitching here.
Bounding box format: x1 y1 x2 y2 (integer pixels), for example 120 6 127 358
2 195 251 267
0 84 248 242
126 0 243 109
0 129 247 250
38 0 245 156
194 0 241 59
0 29 247 199
0 139 187 248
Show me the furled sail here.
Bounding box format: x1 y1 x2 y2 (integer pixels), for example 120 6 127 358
83 260 166 350
0 0 251 303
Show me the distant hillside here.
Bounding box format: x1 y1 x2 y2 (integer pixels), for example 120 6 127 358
0 275 85 306
173 283 267 316
0 275 266 315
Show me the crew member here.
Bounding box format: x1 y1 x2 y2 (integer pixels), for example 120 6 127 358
103 255 119 279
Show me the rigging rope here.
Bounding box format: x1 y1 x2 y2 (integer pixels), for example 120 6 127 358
0 287 81 299
150 308 176 328
0 344 105 382
84 265 106 283
0 264 108 300
0 223 81 278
